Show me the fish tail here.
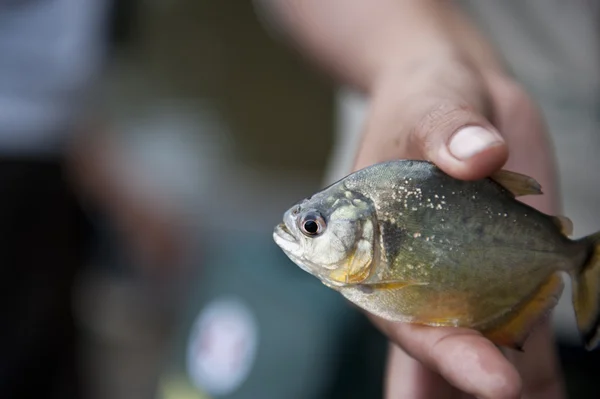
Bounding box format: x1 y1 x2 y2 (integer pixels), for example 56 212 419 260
572 231 600 350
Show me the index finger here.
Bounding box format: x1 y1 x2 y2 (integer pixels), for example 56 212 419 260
372 316 522 399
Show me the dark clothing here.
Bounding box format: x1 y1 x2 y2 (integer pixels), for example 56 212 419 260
0 159 90 399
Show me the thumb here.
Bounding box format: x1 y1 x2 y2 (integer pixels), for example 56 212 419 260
417 102 508 180
355 95 508 181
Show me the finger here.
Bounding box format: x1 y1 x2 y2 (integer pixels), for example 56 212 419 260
355 74 508 180
385 343 465 399
372 316 522 399
504 320 566 399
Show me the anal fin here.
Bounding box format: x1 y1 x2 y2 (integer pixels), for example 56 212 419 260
490 169 543 197
482 274 564 351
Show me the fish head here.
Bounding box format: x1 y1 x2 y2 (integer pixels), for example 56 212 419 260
273 186 378 288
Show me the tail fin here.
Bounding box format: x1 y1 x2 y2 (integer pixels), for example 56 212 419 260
572 232 600 350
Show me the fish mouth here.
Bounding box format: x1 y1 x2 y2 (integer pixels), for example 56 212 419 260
273 222 297 245
273 222 303 262
273 222 318 278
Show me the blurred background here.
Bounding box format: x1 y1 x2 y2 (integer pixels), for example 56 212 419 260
12 0 600 398
70 1 386 398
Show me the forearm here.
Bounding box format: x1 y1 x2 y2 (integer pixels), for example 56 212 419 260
256 0 504 91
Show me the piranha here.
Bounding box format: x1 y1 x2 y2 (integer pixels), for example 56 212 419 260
273 160 600 351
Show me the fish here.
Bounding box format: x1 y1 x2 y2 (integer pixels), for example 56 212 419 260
273 159 600 351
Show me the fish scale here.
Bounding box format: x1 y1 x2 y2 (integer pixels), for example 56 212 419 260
274 160 600 351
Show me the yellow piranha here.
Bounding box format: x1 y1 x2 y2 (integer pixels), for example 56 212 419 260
273 160 600 351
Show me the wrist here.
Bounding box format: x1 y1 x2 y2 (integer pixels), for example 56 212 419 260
363 6 506 94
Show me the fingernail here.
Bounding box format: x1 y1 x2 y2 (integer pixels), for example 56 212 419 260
448 126 503 160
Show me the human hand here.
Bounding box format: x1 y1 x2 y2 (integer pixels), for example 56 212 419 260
353 59 566 399
254 0 568 396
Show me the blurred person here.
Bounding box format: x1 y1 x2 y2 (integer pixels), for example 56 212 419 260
0 1 181 399
0 1 113 398
255 0 600 398
0 1 197 398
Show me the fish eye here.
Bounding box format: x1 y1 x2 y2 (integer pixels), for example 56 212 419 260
300 212 326 237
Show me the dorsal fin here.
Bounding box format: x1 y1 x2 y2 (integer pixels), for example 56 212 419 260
551 215 573 236
490 170 543 197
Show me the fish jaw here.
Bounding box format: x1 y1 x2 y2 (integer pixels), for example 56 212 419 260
273 222 314 276
274 222 296 245
273 205 301 252
273 222 302 259
273 222 355 288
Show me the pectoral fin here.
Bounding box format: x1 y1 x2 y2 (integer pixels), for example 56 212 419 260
356 280 428 294
482 274 564 351
490 170 543 197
